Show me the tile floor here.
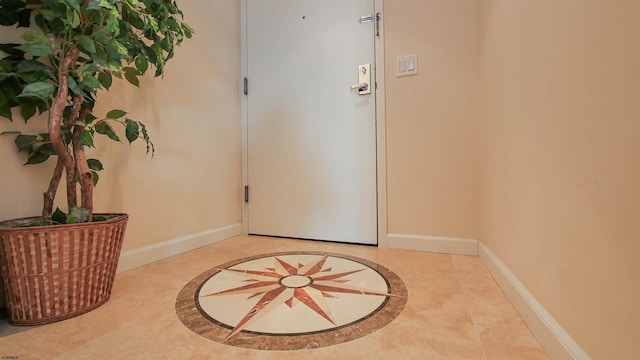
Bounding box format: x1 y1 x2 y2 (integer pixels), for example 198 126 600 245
0 235 549 359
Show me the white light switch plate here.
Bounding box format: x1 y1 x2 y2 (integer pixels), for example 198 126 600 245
396 54 418 77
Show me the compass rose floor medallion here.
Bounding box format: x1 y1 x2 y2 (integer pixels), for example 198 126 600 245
175 251 408 350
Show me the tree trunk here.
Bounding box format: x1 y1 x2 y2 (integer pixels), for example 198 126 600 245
48 47 80 213
42 157 64 219
42 95 83 218
72 108 94 220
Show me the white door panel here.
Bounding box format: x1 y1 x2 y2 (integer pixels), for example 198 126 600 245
247 0 377 244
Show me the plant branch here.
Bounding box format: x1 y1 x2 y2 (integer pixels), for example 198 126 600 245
67 95 83 126
48 46 81 213
42 157 64 219
43 86 84 219
72 107 94 220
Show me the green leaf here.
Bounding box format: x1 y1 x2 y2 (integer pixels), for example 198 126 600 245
87 158 103 171
166 18 181 33
98 71 112 90
14 134 37 153
158 38 170 52
142 45 157 65
52 208 67 224
123 67 139 87
70 10 80 28
111 40 128 57
106 109 126 119
139 122 154 156
92 43 107 65
182 23 195 38
20 101 36 120
16 60 46 72
35 99 49 114
0 88 12 120
63 0 80 11
14 7 29 26
20 69 53 84
38 9 56 22
76 35 96 54
0 107 12 120
85 113 98 125
106 61 120 72
67 75 82 95
17 81 54 99
16 43 53 57
0 77 23 119
91 170 99 186
25 143 55 165
21 29 49 44
134 55 148 74
61 126 72 145
78 129 94 147
94 120 120 142
103 15 119 36
125 8 145 30
69 206 90 223
81 76 101 90
26 151 50 164
125 118 139 143
0 4 31 27
87 0 112 11
77 63 99 77
0 43 24 56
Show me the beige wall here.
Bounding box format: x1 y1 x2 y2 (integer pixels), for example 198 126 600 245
478 0 640 358
384 0 481 239
0 0 242 251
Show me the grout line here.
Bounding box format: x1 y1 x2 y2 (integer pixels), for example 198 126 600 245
451 255 489 360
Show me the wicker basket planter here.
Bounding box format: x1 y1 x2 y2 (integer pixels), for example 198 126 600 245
0 214 128 325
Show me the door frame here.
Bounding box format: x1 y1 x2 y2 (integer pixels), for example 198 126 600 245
240 0 388 247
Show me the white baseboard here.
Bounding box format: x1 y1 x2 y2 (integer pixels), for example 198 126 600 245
386 234 479 256
117 223 242 273
478 242 591 360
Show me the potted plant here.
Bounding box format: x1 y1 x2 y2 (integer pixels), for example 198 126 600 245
0 0 193 325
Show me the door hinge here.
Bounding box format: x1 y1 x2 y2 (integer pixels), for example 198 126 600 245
244 186 249 202
243 77 248 95
376 12 381 37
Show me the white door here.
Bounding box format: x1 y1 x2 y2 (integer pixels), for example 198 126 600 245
246 0 378 245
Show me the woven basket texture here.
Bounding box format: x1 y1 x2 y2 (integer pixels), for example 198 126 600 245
0 214 128 325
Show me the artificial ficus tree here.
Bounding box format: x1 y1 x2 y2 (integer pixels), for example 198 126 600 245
0 0 193 223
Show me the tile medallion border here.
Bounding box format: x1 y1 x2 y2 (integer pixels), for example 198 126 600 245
175 251 408 350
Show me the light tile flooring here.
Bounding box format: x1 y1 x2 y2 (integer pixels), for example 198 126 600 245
0 236 549 359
